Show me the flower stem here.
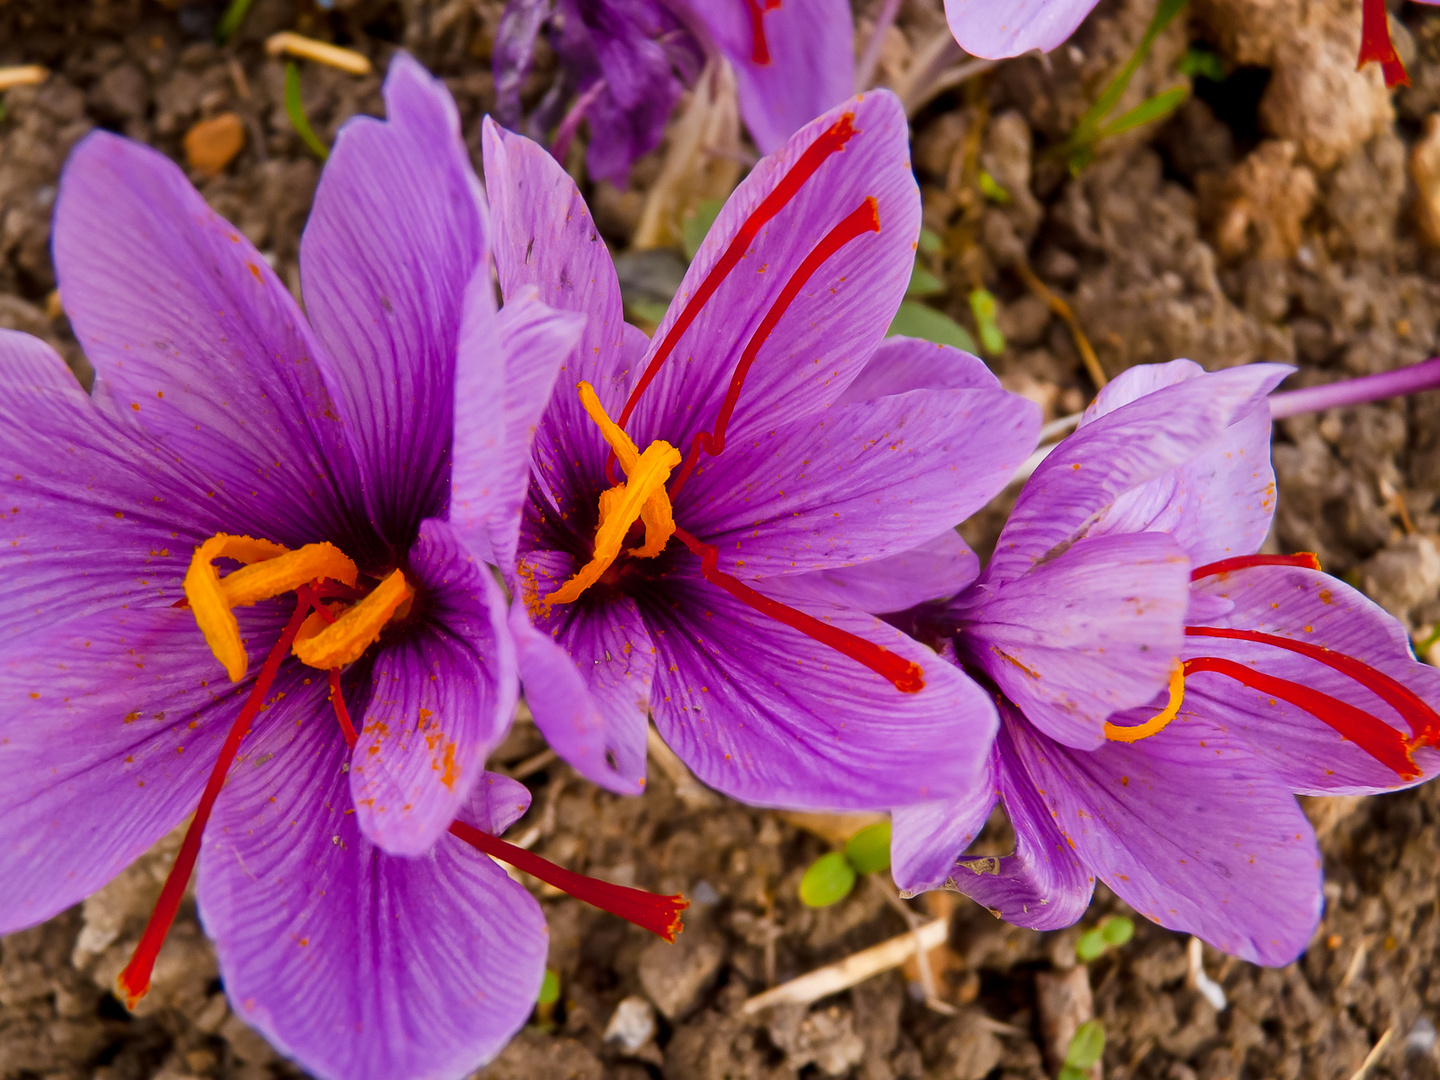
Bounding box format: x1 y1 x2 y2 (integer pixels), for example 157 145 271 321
1269 357 1440 418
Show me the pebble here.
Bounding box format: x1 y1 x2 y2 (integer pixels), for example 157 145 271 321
603 995 656 1054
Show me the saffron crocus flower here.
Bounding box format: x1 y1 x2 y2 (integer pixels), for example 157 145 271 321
886 359 1440 965
464 93 1041 810
0 55 685 1080
493 0 854 183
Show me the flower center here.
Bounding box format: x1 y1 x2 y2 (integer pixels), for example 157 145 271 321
1103 552 1440 781
544 383 680 607
117 533 413 1008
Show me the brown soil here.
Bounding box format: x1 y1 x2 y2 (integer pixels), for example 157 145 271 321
2 0 1439 1078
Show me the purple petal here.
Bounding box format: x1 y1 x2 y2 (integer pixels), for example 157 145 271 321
836 336 1005 402
482 118 633 512
677 385 1038 578
0 601 294 934
450 277 585 574
0 330 222 645
51 135 360 547
958 531 1191 750
493 0 554 124
464 771 534 834
767 529 981 614
1182 564 1440 795
647 570 997 810
943 708 1095 930
625 92 919 458
944 0 1098 59
677 0 854 152
1007 702 1322 966
890 756 997 894
300 53 487 546
988 363 1291 585
199 695 547 1080
1082 360 1280 566
510 551 649 795
349 519 517 856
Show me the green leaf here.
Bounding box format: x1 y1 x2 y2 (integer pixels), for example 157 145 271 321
681 198 725 262
1177 46 1226 80
978 171 1012 204
844 821 892 875
1095 86 1189 141
918 227 945 255
285 62 330 161
1075 929 1108 963
1070 0 1189 147
1065 1019 1106 1069
800 852 857 907
887 301 977 353
215 0 256 43
968 289 1005 356
906 261 946 298
537 968 561 1006
1100 916 1135 947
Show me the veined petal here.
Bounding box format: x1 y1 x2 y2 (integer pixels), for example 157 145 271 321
944 0 1099 58
51 136 362 548
836 337 1006 402
625 92 920 457
301 53 488 546
349 520 517 856
0 601 295 934
767 529 981 615
199 692 547 1080
959 532 1191 750
890 756 998 894
647 570 997 810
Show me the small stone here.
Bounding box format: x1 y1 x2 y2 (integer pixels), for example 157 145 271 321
603 995 656 1054
1411 115 1440 248
1360 536 1440 627
1202 141 1317 262
637 933 724 1020
184 113 246 177
1035 964 1098 1077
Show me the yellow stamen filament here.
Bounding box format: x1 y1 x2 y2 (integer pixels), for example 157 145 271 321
293 569 412 670
544 382 680 606
184 534 290 682
220 542 358 607
1104 661 1186 743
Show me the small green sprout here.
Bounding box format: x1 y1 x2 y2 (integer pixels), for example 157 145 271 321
968 289 1005 356
1075 915 1135 962
215 0 256 44
799 820 894 907
1059 1019 1105 1078
284 62 330 162
1176 46 1226 81
978 171 1012 204
844 821 892 875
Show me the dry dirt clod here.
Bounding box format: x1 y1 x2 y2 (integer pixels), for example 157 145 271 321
1203 140 1318 262
637 932 725 1021
183 112 246 177
1410 114 1440 247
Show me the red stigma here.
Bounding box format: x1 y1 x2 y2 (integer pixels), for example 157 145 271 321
449 821 689 941
1191 552 1321 581
673 525 925 693
668 197 881 498
609 112 858 482
118 588 316 1008
744 0 772 64
1358 0 1409 87
1182 656 1420 780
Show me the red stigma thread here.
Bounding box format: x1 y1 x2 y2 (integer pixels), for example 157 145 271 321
608 112 858 482
117 588 316 1008
449 821 689 941
668 197 881 499
1182 656 1420 780
323 638 688 941
1358 0 1409 87
1191 552 1321 581
744 0 772 63
672 525 924 693
1186 625 1440 745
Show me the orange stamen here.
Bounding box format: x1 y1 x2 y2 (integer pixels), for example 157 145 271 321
448 820 688 941
117 588 315 1008
673 525 923 693
609 111 859 482
668 197 880 498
